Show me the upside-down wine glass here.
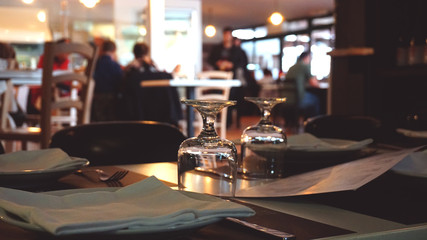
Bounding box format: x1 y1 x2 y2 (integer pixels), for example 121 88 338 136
241 97 287 178
178 99 238 197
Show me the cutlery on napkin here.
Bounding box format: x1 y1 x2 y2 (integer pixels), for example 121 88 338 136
0 148 88 172
0 176 255 235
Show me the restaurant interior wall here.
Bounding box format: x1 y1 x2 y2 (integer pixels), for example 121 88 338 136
329 0 427 130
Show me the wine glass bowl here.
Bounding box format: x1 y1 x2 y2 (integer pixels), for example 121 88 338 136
178 99 238 196
241 97 287 178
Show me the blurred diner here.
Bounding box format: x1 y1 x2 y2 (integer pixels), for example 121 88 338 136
284 51 320 118
0 42 18 70
120 42 182 126
207 26 249 128
91 39 123 122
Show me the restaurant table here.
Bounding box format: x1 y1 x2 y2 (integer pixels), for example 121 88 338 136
0 165 352 240
1 147 427 239
0 69 43 86
141 78 241 137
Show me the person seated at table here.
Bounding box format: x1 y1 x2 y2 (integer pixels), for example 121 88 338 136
285 51 320 118
91 39 123 122
120 42 182 126
0 42 18 70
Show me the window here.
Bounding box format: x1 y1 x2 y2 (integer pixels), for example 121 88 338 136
236 14 334 81
282 34 310 72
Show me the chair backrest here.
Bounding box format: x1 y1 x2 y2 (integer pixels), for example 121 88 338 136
0 79 13 130
278 81 298 106
197 70 233 80
304 114 383 141
40 41 98 148
49 121 187 166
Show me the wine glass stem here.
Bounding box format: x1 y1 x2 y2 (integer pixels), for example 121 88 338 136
259 107 272 125
200 113 218 138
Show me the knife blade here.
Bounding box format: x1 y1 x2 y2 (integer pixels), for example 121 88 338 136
226 217 296 240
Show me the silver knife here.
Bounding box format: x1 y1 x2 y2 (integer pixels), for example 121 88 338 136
226 217 296 240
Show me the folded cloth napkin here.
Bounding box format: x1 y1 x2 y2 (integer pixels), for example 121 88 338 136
392 150 427 177
248 133 373 153
396 128 427 138
286 133 373 151
0 148 88 172
0 176 255 235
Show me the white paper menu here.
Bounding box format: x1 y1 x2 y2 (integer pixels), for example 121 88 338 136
235 147 421 197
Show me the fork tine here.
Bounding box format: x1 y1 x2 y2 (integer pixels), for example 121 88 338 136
101 171 120 182
108 171 122 181
106 180 123 187
108 171 128 181
116 171 129 180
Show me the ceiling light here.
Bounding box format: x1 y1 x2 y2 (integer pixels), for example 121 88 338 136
79 0 100 8
269 12 284 25
204 25 216 38
139 26 147 36
22 0 34 4
37 10 46 22
204 8 216 38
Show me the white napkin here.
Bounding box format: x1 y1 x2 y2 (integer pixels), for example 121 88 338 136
0 176 255 235
396 128 427 138
286 133 373 151
247 133 372 152
392 150 427 177
0 148 88 172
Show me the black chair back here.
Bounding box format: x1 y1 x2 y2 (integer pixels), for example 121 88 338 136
49 121 187 165
304 114 383 141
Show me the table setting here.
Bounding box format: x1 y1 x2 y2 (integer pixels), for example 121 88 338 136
0 97 426 239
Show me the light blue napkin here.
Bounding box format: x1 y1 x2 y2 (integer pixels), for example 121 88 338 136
0 148 87 172
248 133 372 152
286 133 373 151
0 176 255 235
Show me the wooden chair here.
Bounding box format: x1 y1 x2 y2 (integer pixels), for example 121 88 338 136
0 41 98 150
0 79 13 131
49 121 187 165
194 71 233 138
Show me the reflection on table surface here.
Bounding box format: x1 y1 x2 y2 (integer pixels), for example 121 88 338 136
118 146 427 236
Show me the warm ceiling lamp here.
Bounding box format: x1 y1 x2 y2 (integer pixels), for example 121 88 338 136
37 10 46 22
269 11 284 25
22 0 34 4
79 0 100 8
204 7 216 38
205 25 216 38
269 0 284 26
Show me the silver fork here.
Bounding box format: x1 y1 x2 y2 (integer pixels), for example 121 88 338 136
98 170 128 182
76 169 129 182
